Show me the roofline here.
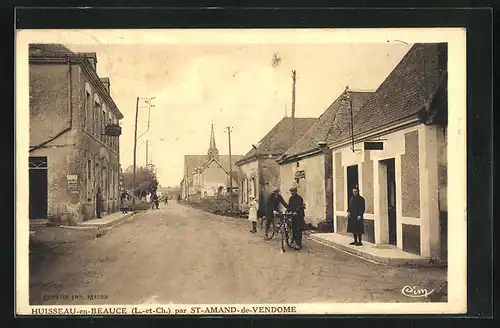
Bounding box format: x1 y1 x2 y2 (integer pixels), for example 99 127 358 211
278 148 324 164
29 54 124 120
328 115 422 151
329 66 448 151
235 153 281 166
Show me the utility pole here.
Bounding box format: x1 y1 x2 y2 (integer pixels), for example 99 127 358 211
225 126 233 210
146 140 149 166
132 96 155 207
342 86 355 152
291 70 296 135
132 97 139 207
291 70 296 119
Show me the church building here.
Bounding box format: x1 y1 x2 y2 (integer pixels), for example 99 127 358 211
181 124 243 200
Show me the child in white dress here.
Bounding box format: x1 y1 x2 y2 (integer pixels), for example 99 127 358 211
248 196 258 233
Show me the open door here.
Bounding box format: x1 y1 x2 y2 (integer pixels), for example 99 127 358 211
384 158 397 245
29 157 48 220
347 165 359 201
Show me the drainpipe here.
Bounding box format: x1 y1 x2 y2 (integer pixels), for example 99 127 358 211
30 58 73 152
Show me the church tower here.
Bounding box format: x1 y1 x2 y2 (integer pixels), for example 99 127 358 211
207 123 219 159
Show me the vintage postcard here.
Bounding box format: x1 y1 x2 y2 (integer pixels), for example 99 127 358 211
16 28 466 315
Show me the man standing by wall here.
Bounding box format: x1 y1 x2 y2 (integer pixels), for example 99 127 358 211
347 186 365 246
288 187 306 250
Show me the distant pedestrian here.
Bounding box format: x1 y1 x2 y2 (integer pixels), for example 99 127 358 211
288 187 305 250
347 186 365 246
164 194 168 204
151 192 159 210
248 196 258 233
96 187 104 219
120 191 130 213
146 192 151 204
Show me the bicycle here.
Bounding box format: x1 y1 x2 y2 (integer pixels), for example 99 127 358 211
263 210 295 252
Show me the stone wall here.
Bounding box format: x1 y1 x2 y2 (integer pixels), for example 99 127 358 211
280 155 326 227
29 63 71 147
29 60 121 224
401 131 420 218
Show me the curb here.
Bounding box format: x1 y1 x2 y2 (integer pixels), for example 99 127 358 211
60 212 137 231
309 235 447 267
101 212 138 230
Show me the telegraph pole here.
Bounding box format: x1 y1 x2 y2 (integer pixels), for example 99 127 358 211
291 70 296 118
132 97 139 207
226 126 233 210
132 96 155 207
146 140 149 166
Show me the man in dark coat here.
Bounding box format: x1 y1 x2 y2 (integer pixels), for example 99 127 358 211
347 186 366 246
288 187 305 250
264 188 288 239
96 187 104 219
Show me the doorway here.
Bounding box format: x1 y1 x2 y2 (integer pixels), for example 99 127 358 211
29 157 48 220
346 165 359 201
382 158 397 245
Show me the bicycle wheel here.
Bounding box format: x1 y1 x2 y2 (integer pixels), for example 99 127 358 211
280 223 288 252
264 225 275 240
285 222 294 247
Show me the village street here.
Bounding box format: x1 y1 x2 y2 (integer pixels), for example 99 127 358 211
30 203 447 305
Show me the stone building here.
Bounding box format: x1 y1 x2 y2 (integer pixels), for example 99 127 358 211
180 124 243 200
326 43 448 260
29 44 123 224
278 90 373 228
235 117 317 212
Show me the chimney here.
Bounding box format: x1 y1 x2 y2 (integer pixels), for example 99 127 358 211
291 70 296 118
79 52 97 71
100 77 111 94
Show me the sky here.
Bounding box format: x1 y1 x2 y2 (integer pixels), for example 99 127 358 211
64 39 412 187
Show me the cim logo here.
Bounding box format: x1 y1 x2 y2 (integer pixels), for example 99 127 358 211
401 285 435 298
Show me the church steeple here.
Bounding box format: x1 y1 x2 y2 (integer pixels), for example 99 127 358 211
207 123 219 159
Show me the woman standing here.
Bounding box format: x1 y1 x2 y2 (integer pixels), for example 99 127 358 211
120 190 130 213
248 196 259 233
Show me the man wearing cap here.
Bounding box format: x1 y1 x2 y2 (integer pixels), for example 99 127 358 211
288 187 306 250
347 186 366 246
264 188 288 239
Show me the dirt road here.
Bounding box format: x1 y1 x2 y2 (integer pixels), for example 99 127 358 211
29 203 447 305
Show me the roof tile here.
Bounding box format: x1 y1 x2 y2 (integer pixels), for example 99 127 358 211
282 91 373 159
327 43 447 145
236 117 317 165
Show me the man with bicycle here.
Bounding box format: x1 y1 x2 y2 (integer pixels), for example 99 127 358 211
288 187 305 250
264 188 289 240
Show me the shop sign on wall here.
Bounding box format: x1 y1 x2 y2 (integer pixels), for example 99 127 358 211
294 169 305 180
67 175 79 194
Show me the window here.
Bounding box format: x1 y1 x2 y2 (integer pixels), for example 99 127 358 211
102 110 106 142
248 178 254 200
347 165 359 201
86 159 92 200
94 102 101 137
252 178 256 199
83 92 90 129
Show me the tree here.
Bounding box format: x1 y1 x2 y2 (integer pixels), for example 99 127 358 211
122 166 159 198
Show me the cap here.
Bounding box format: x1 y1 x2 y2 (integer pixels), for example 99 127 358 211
289 187 297 192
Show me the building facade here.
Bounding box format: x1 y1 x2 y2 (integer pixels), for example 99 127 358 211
181 124 243 201
278 90 373 228
327 43 448 260
236 117 317 212
29 44 123 224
